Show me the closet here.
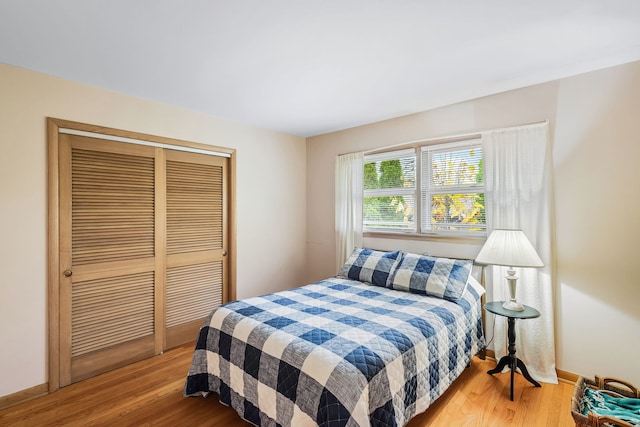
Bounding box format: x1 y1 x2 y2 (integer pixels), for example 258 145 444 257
48 119 235 389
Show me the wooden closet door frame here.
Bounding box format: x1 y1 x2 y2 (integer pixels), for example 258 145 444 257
47 118 237 392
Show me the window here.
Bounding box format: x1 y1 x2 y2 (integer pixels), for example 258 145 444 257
363 140 486 236
363 149 416 231
421 140 485 234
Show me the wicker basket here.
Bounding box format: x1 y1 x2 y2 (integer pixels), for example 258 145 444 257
571 375 640 427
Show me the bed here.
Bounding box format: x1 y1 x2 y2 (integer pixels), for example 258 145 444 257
184 248 486 426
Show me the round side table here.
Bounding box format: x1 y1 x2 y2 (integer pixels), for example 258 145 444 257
484 301 542 401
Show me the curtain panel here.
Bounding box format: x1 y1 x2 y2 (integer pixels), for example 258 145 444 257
482 122 558 383
335 152 364 271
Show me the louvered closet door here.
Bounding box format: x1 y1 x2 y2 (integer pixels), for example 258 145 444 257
59 134 159 386
165 150 227 349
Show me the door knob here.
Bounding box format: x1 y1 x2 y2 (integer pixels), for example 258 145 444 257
62 270 73 277
222 250 228 256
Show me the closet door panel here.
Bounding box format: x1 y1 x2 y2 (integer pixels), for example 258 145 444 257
71 146 155 264
71 271 154 357
60 134 157 386
166 262 223 327
166 153 224 254
165 151 227 348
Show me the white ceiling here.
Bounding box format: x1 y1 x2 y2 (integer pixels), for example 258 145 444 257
1 1 640 137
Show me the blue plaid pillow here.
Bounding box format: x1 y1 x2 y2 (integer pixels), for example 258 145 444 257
337 248 402 287
389 253 472 302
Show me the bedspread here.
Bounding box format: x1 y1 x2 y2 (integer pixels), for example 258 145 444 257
184 277 485 426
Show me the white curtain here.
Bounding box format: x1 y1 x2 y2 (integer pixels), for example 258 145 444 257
335 152 364 271
482 123 558 384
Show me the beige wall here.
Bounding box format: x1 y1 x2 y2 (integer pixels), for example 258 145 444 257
307 61 640 385
0 63 307 398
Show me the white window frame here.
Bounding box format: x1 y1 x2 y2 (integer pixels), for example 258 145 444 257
362 139 486 238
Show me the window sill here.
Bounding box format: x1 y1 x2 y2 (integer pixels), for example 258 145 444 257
363 231 486 245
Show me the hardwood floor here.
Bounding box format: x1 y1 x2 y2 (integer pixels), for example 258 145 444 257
0 343 576 426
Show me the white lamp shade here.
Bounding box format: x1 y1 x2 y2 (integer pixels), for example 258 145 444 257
475 229 544 268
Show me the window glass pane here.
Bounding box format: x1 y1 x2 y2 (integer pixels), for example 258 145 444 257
364 155 415 191
429 192 486 231
431 147 483 187
364 194 415 230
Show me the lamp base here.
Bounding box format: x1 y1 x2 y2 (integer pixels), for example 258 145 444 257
502 300 524 311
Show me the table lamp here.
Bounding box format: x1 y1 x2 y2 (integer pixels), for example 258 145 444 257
475 229 543 311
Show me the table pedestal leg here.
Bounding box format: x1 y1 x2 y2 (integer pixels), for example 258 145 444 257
487 317 541 400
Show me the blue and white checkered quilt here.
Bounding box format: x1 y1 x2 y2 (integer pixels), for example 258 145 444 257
184 277 485 426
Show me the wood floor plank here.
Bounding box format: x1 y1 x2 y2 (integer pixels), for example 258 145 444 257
0 343 576 426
